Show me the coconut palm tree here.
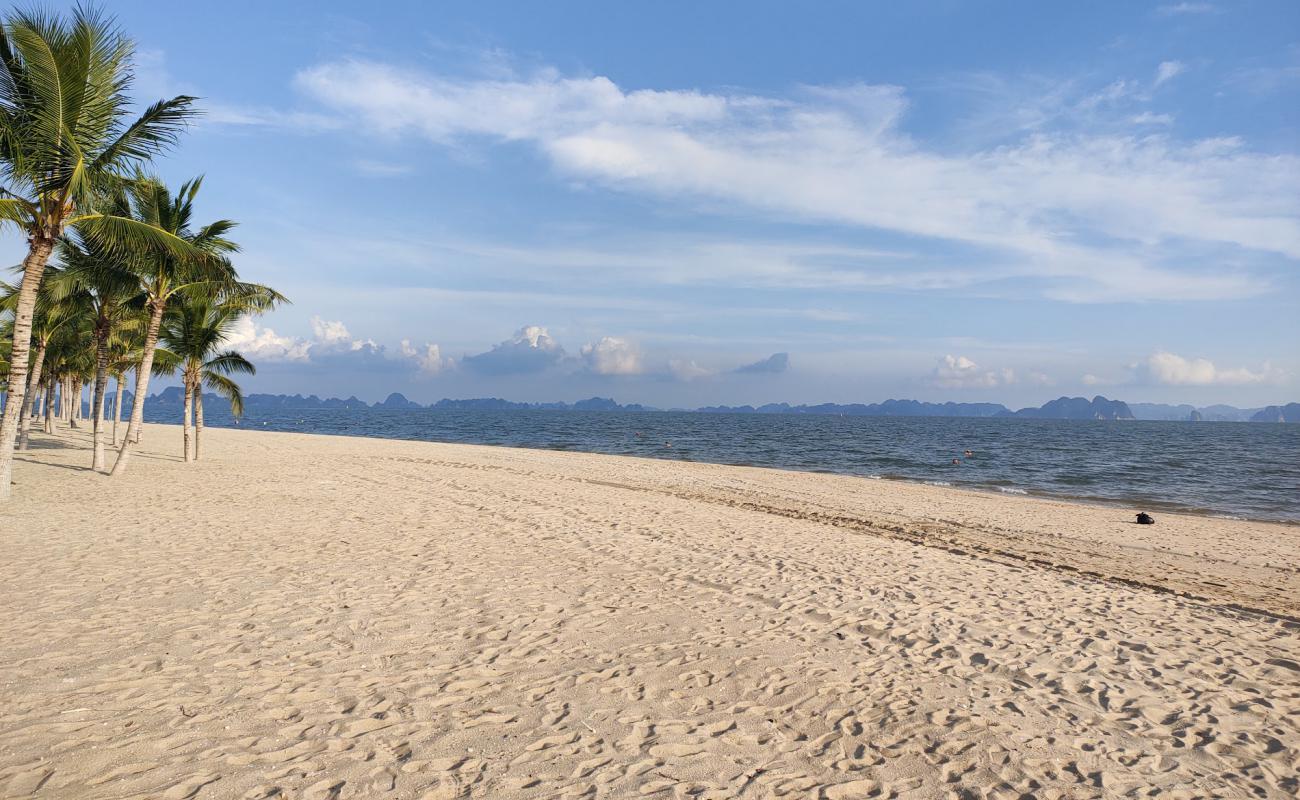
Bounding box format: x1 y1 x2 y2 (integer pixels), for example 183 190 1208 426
158 287 279 461
0 6 202 499
0 271 80 449
109 176 249 476
51 225 145 469
105 326 146 445
36 312 93 431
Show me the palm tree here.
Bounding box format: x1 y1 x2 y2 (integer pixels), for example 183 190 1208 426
109 176 247 476
0 6 201 499
36 313 92 432
105 326 146 446
159 293 269 461
51 225 145 469
0 272 80 449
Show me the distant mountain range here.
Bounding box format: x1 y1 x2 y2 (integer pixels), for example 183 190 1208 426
112 387 1299 423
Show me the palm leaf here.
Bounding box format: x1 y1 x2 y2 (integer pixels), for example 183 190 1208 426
201 370 244 418
90 95 198 173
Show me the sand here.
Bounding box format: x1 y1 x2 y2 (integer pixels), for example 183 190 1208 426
2 423 1298 799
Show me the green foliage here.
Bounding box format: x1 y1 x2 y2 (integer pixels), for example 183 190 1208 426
0 4 198 244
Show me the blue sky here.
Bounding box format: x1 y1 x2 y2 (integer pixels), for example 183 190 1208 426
10 1 1299 407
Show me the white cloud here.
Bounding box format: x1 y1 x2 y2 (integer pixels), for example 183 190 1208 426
930 354 1017 389
1155 60 1186 87
1131 111 1174 126
399 340 453 375
220 316 312 362
1138 351 1284 386
579 336 643 375
310 316 377 352
220 315 382 364
292 59 1300 303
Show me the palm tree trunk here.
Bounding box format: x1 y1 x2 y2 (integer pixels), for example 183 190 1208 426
111 302 166 477
17 339 48 451
195 389 204 461
182 378 193 463
131 367 142 444
43 377 55 434
70 377 82 429
91 331 111 471
0 238 54 501
112 373 123 446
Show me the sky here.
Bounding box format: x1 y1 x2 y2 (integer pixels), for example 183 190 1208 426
7 1 1299 408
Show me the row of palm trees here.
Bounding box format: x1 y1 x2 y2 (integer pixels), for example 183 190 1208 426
0 6 284 500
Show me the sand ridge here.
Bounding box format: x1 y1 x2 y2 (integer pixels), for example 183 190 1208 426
2 424 1298 799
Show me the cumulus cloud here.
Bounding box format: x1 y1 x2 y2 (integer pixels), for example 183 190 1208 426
734 352 790 374
461 325 565 375
1155 60 1186 87
308 316 379 353
222 315 378 362
399 339 453 375
1136 351 1284 386
221 316 313 362
930 355 1017 389
290 58 1300 303
579 336 643 375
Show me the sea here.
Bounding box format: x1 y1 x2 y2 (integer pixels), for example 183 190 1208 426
161 407 1300 523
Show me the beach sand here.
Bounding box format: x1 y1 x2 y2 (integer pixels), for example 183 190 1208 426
2 423 1298 799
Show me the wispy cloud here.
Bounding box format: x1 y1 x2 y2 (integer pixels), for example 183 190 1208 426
1155 60 1186 87
354 159 414 177
1131 111 1174 125
289 58 1299 304
1155 2 1218 15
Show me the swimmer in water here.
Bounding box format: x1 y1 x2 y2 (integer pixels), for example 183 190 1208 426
665 442 673 448
951 458 961 465
963 449 973 457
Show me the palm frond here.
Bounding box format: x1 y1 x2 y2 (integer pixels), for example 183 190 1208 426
90 94 197 173
203 349 255 376
201 370 244 418
70 209 219 260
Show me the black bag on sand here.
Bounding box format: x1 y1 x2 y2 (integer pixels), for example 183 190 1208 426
1136 512 1155 525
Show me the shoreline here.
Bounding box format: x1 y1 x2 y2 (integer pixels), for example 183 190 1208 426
150 416 1300 525
4 423 1298 798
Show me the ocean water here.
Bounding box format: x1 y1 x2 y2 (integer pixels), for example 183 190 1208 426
167 407 1300 523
